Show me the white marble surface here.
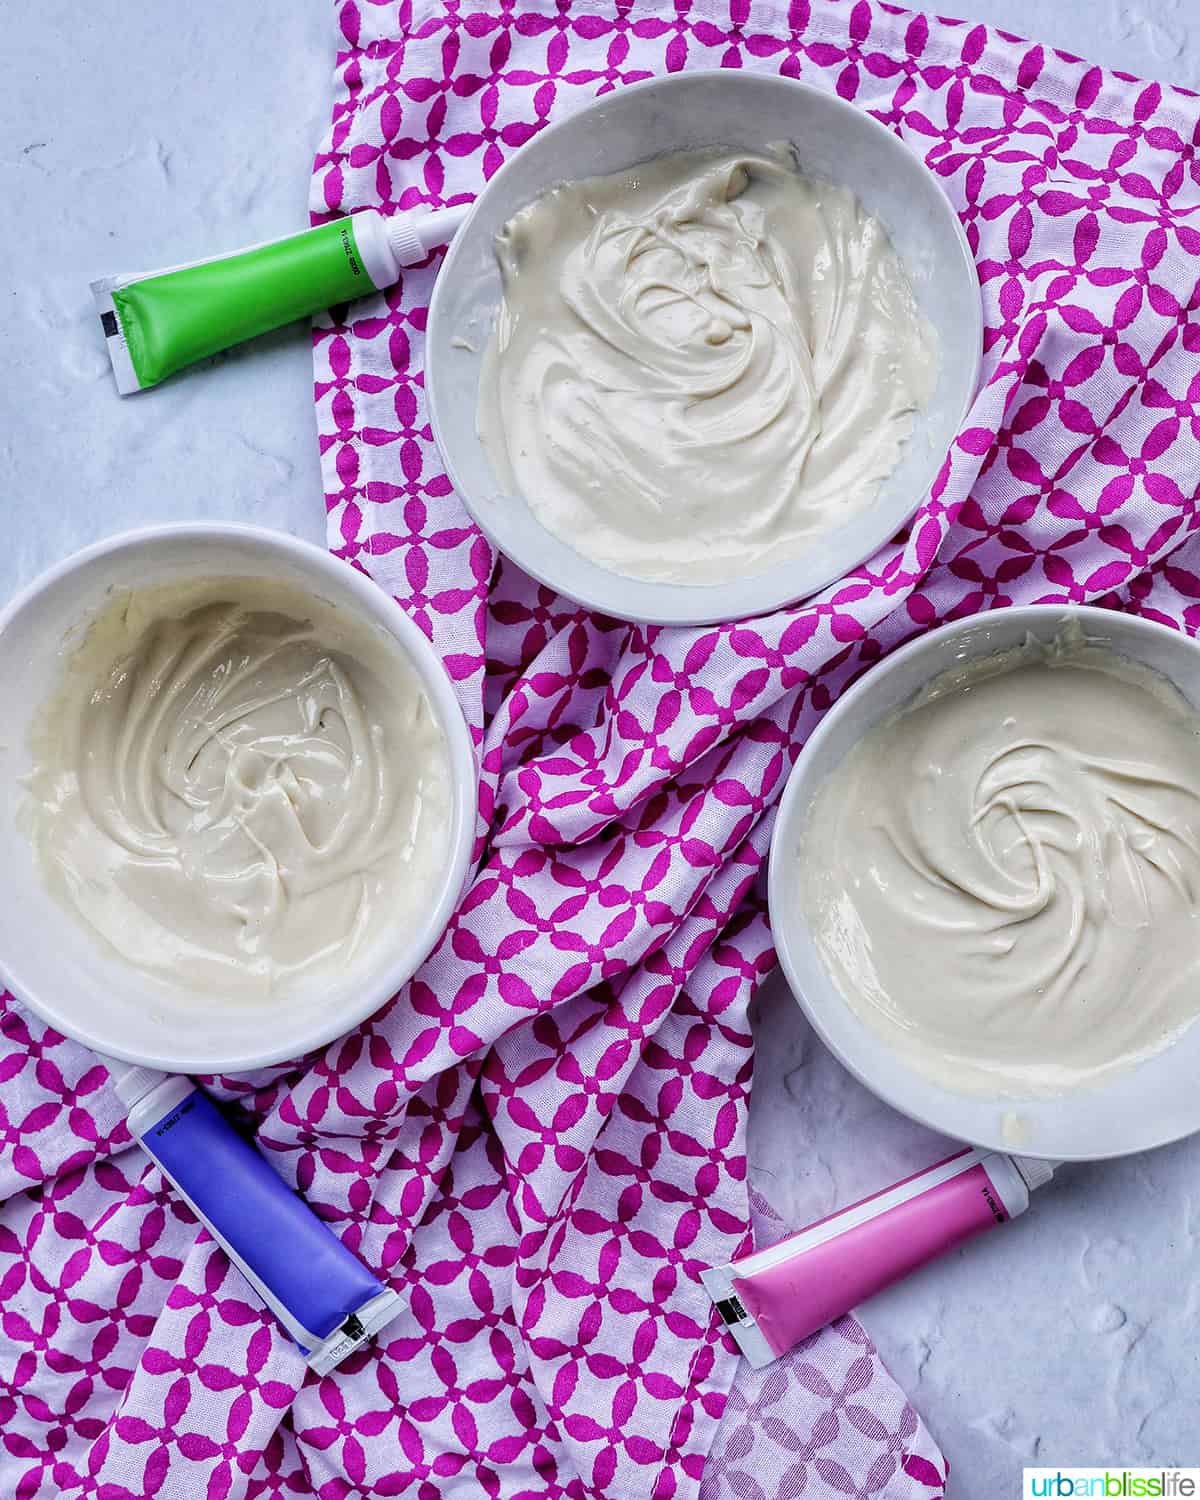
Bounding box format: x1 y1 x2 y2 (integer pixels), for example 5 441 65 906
3 2 1199 1494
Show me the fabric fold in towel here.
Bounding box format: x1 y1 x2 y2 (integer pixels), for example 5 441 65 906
5 0 1200 1495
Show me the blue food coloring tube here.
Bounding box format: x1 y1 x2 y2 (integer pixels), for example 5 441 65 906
109 1066 401 1374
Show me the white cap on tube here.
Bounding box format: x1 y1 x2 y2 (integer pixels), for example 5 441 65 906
1013 1156 1059 1193
354 204 472 292
386 203 471 265
92 1053 170 1112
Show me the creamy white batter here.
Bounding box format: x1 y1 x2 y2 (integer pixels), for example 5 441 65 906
800 636 1200 1096
478 145 937 585
25 579 451 996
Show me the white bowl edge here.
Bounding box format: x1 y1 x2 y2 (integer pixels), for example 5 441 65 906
426 70 983 627
0 523 477 1075
768 604 1200 1162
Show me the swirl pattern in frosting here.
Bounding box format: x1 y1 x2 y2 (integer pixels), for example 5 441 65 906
478 145 937 585
800 638 1200 1096
26 579 451 996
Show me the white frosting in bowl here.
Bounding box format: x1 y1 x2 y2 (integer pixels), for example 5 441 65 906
23 577 452 997
478 145 937 585
799 634 1200 1097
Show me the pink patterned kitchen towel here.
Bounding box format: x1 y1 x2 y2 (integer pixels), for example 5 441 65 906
5 0 1200 1496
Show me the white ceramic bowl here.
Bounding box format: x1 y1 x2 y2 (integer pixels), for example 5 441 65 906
769 605 1200 1162
427 70 981 626
0 524 476 1075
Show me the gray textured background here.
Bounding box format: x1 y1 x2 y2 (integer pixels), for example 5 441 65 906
2 2 1198 1493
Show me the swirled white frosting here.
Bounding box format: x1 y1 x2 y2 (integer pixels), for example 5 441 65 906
25 579 451 996
800 636 1200 1096
478 145 937 584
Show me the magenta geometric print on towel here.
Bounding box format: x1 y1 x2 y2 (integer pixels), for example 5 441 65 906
5 1 1200 1496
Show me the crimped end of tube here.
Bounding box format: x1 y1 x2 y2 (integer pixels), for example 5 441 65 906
306 1288 404 1375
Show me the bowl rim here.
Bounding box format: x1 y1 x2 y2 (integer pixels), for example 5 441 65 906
426 67 983 627
767 602 1200 1162
0 521 478 1074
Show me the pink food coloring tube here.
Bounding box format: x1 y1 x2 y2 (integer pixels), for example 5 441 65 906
702 1148 1057 1367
